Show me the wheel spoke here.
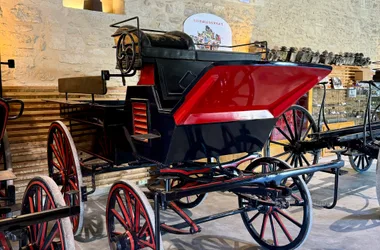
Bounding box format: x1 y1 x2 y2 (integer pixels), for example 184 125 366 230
298 154 303 167
111 209 129 231
361 156 365 169
283 114 295 141
275 127 293 143
138 222 149 238
294 155 299 168
138 239 155 249
273 151 291 158
42 222 59 250
53 132 65 167
293 109 298 141
301 124 313 141
298 112 305 140
270 140 289 147
134 201 141 232
115 193 132 228
260 214 268 239
273 211 293 242
285 153 293 162
68 179 79 191
248 211 261 224
50 144 65 171
275 208 302 228
364 156 369 167
290 194 305 206
124 192 135 222
300 154 311 166
357 156 362 169
269 214 278 246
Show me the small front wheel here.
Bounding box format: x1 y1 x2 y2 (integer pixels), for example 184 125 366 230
349 154 373 172
106 180 163 250
239 157 312 250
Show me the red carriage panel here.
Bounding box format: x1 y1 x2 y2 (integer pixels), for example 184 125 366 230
174 63 331 125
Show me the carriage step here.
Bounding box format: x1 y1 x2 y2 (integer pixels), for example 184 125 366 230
321 168 348 175
131 133 161 140
0 170 16 182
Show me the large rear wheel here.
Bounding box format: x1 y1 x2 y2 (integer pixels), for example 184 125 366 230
239 157 312 250
264 105 319 184
47 121 84 236
20 176 75 250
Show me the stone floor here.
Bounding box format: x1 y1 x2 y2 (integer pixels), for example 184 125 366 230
74 156 380 250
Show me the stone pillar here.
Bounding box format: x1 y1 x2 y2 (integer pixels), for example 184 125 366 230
102 0 114 13
113 0 125 14
62 0 85 9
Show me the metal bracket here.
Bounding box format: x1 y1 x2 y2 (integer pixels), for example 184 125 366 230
81 186 88 202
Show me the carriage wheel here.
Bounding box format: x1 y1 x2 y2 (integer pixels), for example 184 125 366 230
0 131 13 216
264 105 319 184
348 154 373 172
170 179 207 209
239 157 312 250
0 232 11 250
106 180 162 250
20 176 75 250
47 121 84 236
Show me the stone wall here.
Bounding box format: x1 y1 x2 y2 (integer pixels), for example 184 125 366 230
0 0 254 86
252 0 380 61
0 0 379 87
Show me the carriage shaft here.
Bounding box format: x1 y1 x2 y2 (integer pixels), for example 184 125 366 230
0 205 80 232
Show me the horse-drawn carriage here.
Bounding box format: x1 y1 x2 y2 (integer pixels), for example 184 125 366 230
39 17 351 250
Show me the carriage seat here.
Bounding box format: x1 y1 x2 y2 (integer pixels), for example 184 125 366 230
58 76 107 95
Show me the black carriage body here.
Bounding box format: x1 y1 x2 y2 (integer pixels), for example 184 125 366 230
123 86 276 165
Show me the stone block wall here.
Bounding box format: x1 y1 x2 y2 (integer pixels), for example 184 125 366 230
0 0 254 86
0 0 379 86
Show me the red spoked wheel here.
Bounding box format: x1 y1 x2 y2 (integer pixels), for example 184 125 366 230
170 179 207 209
0 232 11 250
106 180 162 250
0 131 13 218
239 157 312 250
47 121 84 236
20 176 75 250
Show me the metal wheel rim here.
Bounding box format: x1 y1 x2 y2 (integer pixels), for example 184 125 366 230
239 158 312 249
106 181 158 250
349 154 373 172
20 176 75 250
47 121 84 236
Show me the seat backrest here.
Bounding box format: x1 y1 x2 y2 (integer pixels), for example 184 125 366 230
0 99 9 141
58 76 107 95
